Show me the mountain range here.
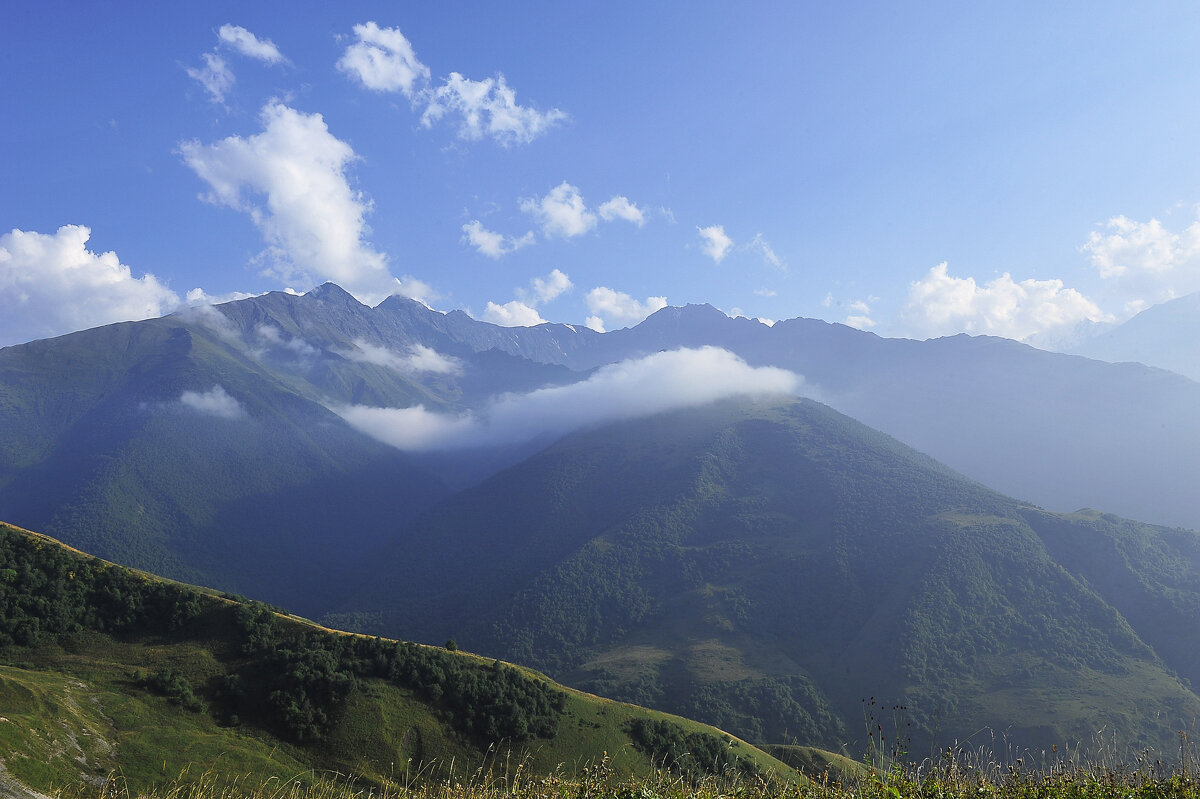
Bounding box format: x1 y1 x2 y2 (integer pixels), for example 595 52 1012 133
2 283 1199 759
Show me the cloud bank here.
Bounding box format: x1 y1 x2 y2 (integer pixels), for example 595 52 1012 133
0 226 181 347
336 346 801 450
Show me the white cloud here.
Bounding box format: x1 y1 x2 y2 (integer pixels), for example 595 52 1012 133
461 220 535 258
184 287 259 307
585 286 667 332
754 288 777 297
337 21 430 97
179 385 245 420
393 275 439 306
0 226 181 347
1081 212 1200 307
253 323 317 360
336 347 802 450
187 52 234 105
526 268 572 304
189 25 287 106
179 102 398 304
218 24 286 64
482 300 547 327
698 225 734 263
844 299 877 331
338 23 563 146
343 339 463 375
422 72 567 146
748 233 784 269
598 196 646 226
175 302 241 343
521 182 597 238
482 269 573 327
900 262 1109 341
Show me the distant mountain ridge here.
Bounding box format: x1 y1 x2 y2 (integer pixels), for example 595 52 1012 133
1069 290 1200 382
282 286 1200 532
1 282 1199 615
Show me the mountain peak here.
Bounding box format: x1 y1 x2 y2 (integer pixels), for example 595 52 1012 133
304 282 364 307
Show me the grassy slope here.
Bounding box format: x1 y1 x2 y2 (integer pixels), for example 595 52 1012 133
0 522 794 795
337 396 1200 756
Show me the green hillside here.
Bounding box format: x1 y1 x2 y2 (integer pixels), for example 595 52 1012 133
336 396 1200 756
0 521 794 795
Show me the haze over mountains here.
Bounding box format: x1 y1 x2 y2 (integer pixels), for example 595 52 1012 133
2 283 1199 756
1069 290 1200 382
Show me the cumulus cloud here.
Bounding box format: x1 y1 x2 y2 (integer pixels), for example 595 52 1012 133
179 385 245 420
521 182 597 238
526 268 572 304
187 53 235 105
218 24 286 64
188 24 287 105
1081 212 1200 307
336 347 801 450
844 299 877 331
422 72 567 146
337 21 430 96
698 225 734 263
598 196 646 226
482 269 572 327
338 22 564 146
179 102 399 304
0 226 181 347
900 262 1109 341
584 286 667 332
482 300 547 327
461 220 534 258
342 339 462 375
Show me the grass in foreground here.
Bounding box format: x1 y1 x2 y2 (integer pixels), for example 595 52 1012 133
49 746 1200 799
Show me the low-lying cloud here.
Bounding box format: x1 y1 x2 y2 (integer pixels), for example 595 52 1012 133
341 339 463 376
335 346 801 450
179 385 246 420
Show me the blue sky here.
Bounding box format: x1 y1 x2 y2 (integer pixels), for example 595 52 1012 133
4 1 1200 347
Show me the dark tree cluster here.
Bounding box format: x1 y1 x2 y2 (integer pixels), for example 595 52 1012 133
225 602 567 744
0 526 203 647
627 718 760 780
